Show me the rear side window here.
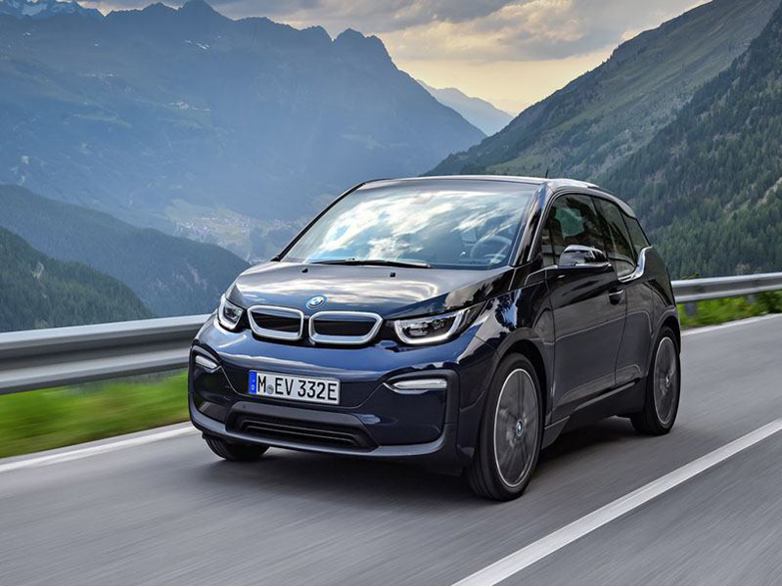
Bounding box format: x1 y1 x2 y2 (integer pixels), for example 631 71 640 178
594 198 636 277
623 215 651 258
540 194 606 266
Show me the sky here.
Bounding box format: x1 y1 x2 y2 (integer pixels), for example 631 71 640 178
84 0 709 114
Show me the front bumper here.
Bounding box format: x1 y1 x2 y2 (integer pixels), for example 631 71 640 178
190 395 459 461
189 318 496 465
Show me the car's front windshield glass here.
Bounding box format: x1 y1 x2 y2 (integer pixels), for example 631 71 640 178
282 179 538 269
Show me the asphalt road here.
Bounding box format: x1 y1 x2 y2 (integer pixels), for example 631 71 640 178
1 315 781 585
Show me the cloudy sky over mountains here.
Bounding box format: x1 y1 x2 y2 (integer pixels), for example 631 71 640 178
82 0 707 112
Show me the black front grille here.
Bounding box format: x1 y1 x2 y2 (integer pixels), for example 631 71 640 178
309 311 382 344
311 316 376 337
248 306 303 340
251 312 300 333
233 415 376 450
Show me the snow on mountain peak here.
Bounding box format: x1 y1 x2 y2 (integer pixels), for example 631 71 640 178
0 0 102 20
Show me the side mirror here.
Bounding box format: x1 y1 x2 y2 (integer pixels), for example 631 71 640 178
558 244 609 268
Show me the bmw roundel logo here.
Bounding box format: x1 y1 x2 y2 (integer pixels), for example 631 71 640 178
306 295 326 309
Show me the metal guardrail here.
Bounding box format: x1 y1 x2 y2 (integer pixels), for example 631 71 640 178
0 272 781 395
0 314 209 395
671 272 782 303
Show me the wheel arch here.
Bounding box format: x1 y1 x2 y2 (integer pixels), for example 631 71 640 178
502 339 549 420
640 311 680 382
662 315 681 350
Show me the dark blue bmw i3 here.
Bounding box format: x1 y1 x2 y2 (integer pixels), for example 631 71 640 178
189 176 681 500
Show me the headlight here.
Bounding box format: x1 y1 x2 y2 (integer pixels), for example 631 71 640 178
217 294 243 330
393 306 479 345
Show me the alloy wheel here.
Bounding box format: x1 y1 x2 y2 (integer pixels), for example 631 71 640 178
653 337 678 426
492 368 540 488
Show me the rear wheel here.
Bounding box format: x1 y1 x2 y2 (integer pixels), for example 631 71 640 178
631 327 680 435
204 435 269 462
467 354 542 501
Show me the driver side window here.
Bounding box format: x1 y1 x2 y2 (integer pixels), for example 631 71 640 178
540 194 605 267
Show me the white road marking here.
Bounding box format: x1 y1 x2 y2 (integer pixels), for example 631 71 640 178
682 313 782 337
454 419 782 586
0 424 197 474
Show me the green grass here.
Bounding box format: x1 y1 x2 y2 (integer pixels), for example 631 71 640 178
0 372 189 459
678 291 782 328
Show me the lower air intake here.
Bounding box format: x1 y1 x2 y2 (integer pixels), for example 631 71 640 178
233 415 376 450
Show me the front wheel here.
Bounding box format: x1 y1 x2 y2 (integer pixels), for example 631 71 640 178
204 435 269 462
467 354 542 501
631 327 681 435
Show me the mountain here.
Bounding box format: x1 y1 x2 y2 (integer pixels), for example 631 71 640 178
428 0 779 180
0 227 151 332
0 0 483 257
603 2 782 278
419 81 510 135
0 185 248 316
0 0 100 19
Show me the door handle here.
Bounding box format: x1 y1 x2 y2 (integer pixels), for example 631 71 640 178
608 289 625 305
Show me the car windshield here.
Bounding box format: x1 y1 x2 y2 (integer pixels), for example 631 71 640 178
282 179 538 269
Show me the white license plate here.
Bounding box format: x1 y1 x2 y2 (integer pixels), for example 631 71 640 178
248 370 340 405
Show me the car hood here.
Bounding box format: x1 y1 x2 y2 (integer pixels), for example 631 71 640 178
228 262 514 318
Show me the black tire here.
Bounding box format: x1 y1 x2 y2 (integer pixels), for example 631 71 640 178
204 435 269 462
467 354 543 501
631 326 681 435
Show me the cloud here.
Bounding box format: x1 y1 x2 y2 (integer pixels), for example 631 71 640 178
212 0 516 32
84 0 706 110
88 0 516 30
88 0 706 62
369 0 710 62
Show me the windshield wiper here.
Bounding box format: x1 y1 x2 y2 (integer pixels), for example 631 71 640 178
311 258 431 268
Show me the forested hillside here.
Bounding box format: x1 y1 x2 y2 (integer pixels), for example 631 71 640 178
0 185 247 316
604 3 782 277
0 228 151 332
428 0 778 181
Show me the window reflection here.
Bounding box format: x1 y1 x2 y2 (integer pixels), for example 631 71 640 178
285 180 537 269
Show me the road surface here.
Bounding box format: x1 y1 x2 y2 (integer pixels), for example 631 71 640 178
1 315 781 585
